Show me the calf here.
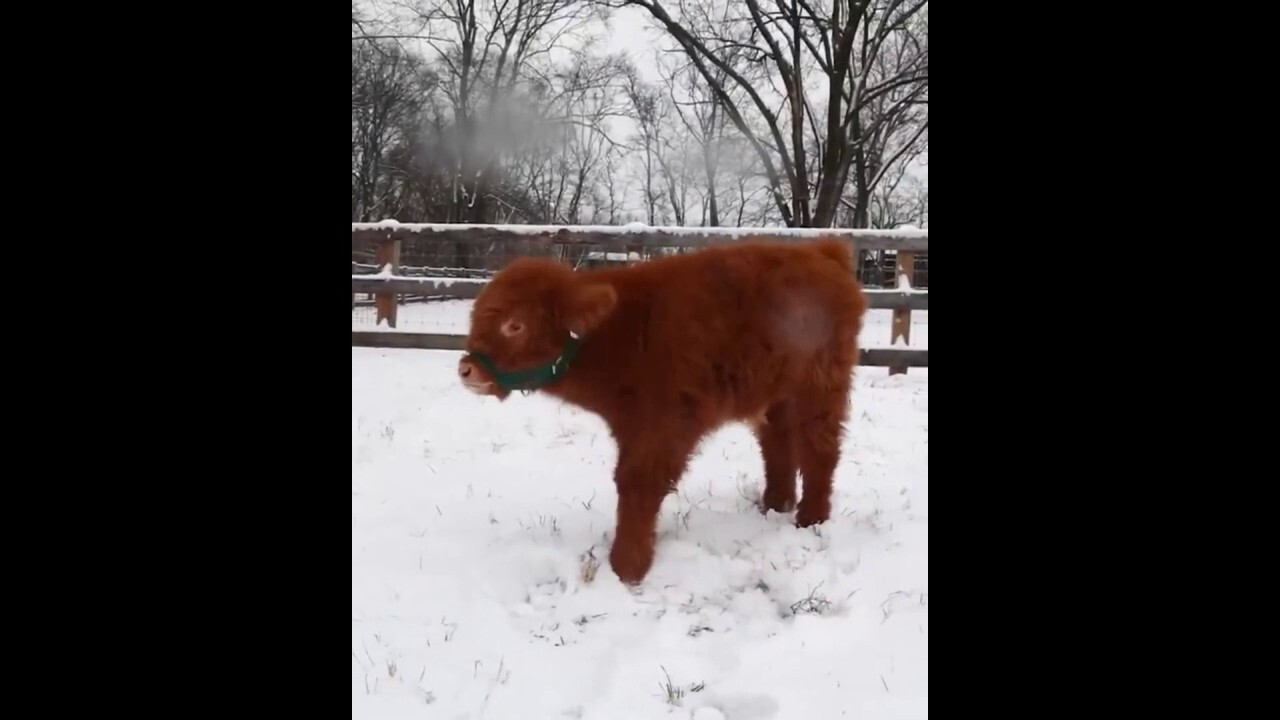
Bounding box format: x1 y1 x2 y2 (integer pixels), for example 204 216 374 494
458 239 868 585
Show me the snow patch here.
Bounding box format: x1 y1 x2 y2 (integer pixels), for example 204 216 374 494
352 347 928 717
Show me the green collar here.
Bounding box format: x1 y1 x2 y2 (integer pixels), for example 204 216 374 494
468 334 581 393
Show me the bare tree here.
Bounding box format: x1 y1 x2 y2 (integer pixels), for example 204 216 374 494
385 1 594 220
352 41 429 221
351 0 929 248
662 59 726 226
507 53 629 224
623 69 664 225
841 4 928 227
602 0 928 228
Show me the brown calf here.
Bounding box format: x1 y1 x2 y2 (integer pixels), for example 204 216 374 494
458 239 868 584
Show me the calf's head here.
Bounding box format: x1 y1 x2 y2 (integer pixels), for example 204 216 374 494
458 258 616 399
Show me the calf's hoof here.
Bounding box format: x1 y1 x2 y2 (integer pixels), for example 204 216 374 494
761 488 796 514
609 539 654 586
795 501 831 528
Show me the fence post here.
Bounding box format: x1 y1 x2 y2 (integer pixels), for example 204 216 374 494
889 251 915 375
375 235 401 328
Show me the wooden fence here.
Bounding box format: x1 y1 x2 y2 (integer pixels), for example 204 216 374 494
351 222 928 374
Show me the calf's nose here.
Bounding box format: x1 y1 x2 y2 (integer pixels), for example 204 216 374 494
458 358 474 380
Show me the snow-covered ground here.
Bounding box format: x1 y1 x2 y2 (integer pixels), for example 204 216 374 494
352 300 928 718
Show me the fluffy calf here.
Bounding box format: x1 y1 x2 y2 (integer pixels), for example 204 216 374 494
458 239 868 584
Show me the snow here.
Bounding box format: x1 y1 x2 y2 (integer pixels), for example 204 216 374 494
351 220 929 240
351 275 489 289
584 251 642 262
352 329 928 717
864 286 925 297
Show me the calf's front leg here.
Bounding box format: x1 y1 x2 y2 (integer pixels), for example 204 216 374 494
608 437 695 585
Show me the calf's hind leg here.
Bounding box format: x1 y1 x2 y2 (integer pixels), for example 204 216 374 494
794 381 851 528
755 400 798 513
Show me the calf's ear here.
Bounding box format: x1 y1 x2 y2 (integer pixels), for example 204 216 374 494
560 281 617 336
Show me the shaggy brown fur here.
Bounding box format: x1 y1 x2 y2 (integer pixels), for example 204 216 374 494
458 239 868 584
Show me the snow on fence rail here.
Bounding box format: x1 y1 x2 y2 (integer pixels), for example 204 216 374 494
350 220 929 251
351 222 928 373
351 262 493 307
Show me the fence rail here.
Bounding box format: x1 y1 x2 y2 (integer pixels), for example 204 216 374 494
351 222 929 253
351 223 929 372
350 275 928 311
352 330 929 368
